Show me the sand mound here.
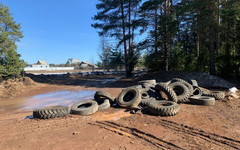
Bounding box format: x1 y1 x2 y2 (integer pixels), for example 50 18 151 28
0 77 41 98
23 77 35 86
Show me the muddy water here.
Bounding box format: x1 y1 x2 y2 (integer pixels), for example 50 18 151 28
0 90 95 111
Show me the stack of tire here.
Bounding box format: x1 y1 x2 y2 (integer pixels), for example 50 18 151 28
116 78 225 117
33 91 116 119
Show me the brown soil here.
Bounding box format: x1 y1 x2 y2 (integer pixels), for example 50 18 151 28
0 73 240 149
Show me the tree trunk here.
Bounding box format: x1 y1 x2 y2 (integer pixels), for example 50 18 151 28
196 10 200 57
120 0 129 77
164 0 169 71
154 6 158 53
209 0 216 75
216 0 221 55
128 0 132 77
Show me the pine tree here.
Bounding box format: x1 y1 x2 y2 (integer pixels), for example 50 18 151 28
0 3 25 79
109 48 124 71
92 0 142 77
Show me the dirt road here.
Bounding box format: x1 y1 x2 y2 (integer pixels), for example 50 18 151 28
0 73 240 149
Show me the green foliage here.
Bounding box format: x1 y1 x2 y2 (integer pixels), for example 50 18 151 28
93 0 240 79
95 61 102 68
136 53 146 68
216 0 240 78
49 64 56 67
64 61 71 67
109 48 124 70
1 48 26 78
0 3 25 79
144 51 165 71
92 0 142 77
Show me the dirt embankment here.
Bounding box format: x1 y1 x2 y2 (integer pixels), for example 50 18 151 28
0 72 240 149
0 77 42 98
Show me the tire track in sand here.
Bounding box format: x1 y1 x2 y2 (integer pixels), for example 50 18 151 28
89 121 184 150
158 119 240 150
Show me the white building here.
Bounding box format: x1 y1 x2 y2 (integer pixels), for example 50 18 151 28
24 60 74 71
67 58 80 65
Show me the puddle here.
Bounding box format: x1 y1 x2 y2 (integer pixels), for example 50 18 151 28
25 115 34 119
101 78 119 84
0 90 95 111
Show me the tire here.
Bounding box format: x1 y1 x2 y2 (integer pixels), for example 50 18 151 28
141 91 150 99
142 83 155 88
192 87 202 98
199 86 211 93
33 105 69 119
138 79 156 85
94 91 115 103
202 91 225 100
190 79 198 87
168 82 191 103
189 96 215 106
94 98 110 111
71 100 98 115
140 97 156 106
147 100 180 116
171 78 194 95
155 83 178 102
165 80 172 85
128 85 142 89
117 87 141 108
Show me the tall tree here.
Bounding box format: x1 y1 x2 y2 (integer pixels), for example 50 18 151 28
0 3 25 79
92 0 142 77
98 37 111 71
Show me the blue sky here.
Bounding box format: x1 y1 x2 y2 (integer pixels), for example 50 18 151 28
2 0 100 64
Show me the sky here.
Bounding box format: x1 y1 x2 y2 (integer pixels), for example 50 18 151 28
1 0 100 64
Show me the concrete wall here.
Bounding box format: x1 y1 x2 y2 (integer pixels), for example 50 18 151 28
24 67 74 71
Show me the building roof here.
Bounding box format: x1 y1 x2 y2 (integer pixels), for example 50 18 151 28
37 60 47 65
79 61 98 68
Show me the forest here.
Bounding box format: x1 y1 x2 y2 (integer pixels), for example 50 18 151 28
92 0 240 79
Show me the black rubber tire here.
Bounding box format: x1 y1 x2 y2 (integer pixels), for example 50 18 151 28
71 100 98 116
155 83 178 102
192 86 202 97
190 79 198 87
171 78 194 95
117 87 141 108
94 91 115 103
33 105 69 119
141 97 156 106
202 91 225 100
147 100 180 116
168 82 191 103
94 98 110 111
142 83 155 90
189 96 215 106
138 79 156 85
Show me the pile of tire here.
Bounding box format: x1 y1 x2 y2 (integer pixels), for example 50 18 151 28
33 78 225 119
33 91 116 119
115 78 225 117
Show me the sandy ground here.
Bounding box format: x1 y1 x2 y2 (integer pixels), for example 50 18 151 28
0 73 240 149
